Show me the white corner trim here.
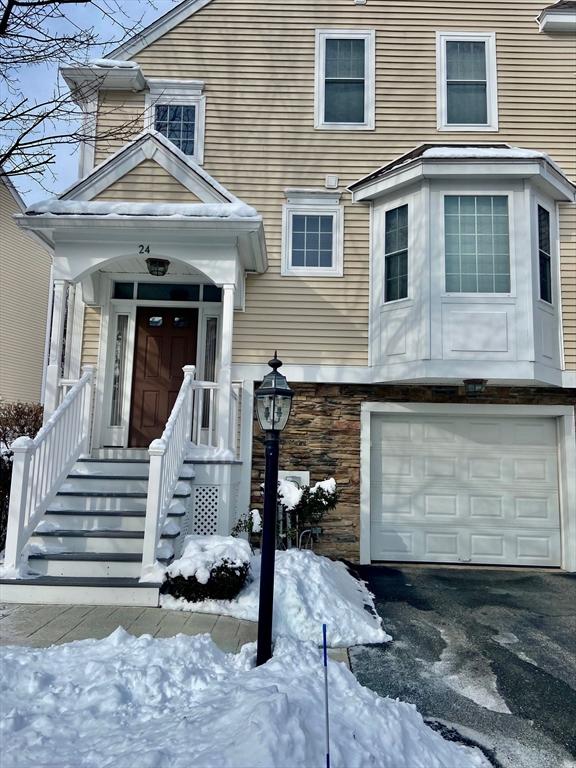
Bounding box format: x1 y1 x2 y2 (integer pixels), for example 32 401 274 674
314 28 376 131
359 402 576 571
144 83 206 165
78 95 98 178
436 31 499 132
106 0 214 61
281 200 344 278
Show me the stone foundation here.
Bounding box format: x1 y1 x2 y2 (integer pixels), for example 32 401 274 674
250 384 576 561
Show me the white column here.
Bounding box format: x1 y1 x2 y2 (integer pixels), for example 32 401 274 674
43 279 68 421
216 283 235 454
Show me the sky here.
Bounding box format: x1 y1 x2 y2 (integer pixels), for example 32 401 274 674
10 0 177 205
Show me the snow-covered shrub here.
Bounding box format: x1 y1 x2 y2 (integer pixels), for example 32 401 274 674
0 401 43 549
231 509 262 539
160 535 252 603
278 477 338 548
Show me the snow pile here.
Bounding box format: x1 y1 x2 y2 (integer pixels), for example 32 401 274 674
165 535 252 584
163 548 391 647
26 199 259 219
421 145 549 160
0 629 489 768
89 58 140 69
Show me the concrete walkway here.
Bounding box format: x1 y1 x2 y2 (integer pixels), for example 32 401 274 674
0 602 257 653
0 602 350 665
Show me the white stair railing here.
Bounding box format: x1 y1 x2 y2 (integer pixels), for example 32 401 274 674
3 365 95 574
140 365 196 581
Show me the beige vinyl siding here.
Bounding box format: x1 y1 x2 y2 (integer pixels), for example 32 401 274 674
81 306 102 367
94 159 202 202
93 0 576 367
0 180 51 402
94 91 145 167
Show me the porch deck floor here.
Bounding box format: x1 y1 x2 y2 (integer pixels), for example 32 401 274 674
0 602 351 664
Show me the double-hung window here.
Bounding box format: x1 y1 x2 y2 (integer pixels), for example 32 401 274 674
145 80 206 163
538 205 553 303
437 32 498 131
444 195 510 293
282 191 343 277
384 204 409 302
315 30 375 130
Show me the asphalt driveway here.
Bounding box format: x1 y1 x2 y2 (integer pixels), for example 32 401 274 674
349 565 576 768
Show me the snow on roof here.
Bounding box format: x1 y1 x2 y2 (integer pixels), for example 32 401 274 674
88 58 141 69
25 200 259 219
540 0 576 12
349 143 570 191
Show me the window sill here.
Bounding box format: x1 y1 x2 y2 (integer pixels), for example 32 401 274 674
437 124 499 132
281 268 344 278
315 122 375 131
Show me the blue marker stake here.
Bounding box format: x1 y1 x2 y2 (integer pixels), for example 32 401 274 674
323 623 331 768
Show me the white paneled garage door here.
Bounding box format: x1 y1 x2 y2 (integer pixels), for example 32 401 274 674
370 415 561 566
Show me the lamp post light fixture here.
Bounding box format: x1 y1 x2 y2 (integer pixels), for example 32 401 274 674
463 378 488 396
254 352 294 666
145 257 170 277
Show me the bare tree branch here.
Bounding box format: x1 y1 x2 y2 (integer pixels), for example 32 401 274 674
0 0 175 183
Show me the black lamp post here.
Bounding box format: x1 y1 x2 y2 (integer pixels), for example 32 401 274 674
254 352 294 666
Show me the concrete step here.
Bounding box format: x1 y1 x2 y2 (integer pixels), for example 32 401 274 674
50 487 191 513
30 529 178 555
27 553 171 578
43 508 184 532
0 577 160 606
74 458 150 477
61 477 149 494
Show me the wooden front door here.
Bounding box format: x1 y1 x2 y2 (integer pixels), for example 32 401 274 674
129 307 198 447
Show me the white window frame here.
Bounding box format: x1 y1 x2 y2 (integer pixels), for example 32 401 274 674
145 79 206 163
436 31 498 132
315 29 375 131
441 190 513 297
281 190 344 277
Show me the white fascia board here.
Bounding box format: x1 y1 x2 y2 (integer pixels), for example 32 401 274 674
538 11 576 32
60 65 146 99
352 159 576 203
106 0 214 61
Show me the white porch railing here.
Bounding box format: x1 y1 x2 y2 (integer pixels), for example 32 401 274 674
140 365 197 581
3 366 95 574
192 381 219 450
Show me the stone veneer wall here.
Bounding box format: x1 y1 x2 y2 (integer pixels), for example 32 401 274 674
250 384 576 561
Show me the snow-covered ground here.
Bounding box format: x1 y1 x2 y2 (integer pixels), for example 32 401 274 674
0 629 489 768
162 547 390 647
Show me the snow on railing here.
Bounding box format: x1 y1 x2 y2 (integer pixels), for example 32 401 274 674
3 366 95 575
140 366 196 581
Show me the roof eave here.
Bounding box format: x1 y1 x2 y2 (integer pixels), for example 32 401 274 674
350 158 576 203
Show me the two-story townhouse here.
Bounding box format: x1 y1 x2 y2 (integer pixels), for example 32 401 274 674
2 0 575 605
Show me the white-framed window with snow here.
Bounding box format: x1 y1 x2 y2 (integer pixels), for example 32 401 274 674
314 29 375 130
436 32 498 131
145 79 206 163
282 190 344 277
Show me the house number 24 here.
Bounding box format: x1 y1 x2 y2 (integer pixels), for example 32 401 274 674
138 244 150 254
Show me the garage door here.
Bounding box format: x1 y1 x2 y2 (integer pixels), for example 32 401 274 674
370 415 561 566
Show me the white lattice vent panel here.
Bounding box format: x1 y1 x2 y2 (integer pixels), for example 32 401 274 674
192 485 219 535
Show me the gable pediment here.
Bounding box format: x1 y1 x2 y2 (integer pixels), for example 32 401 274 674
61 131 235 205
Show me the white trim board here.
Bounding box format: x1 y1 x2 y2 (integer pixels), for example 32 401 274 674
231 361 574 388
107 0 214 61
359 402 576 571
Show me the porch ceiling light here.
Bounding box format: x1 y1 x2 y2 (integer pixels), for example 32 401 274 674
463 378 488 396
146 258 170 277
255 352 294 433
